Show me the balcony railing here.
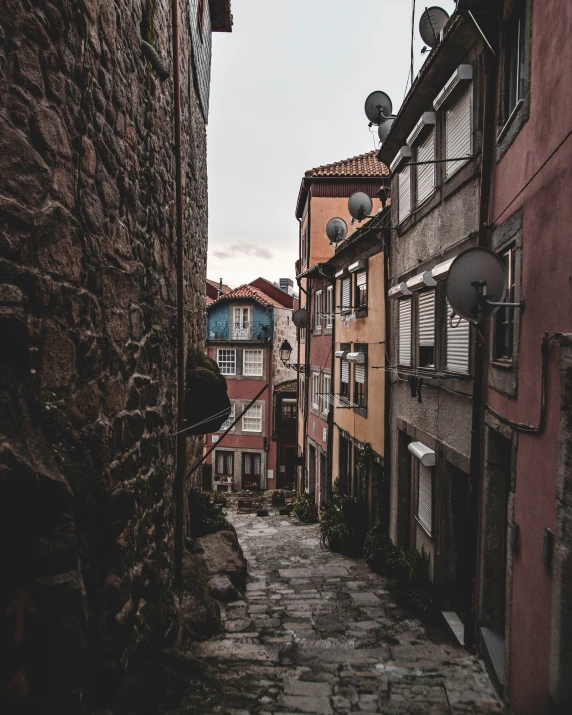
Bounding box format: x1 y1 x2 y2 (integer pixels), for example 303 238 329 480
207 320 273 342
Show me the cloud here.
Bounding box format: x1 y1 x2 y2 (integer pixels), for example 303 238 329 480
212 241 274 260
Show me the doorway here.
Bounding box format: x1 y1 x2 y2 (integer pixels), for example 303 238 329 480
308 444 316 495
450 464 471 623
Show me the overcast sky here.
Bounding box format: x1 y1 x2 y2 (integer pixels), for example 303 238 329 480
206 0 457 288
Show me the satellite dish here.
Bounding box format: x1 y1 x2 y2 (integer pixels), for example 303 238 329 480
348 192 373 222
419 7 450 47
364 91 393 126
446 247 506 323
378 116 396 142
326 217 348 244
292 308 310 329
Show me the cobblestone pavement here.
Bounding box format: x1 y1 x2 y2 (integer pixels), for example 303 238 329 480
175 511 503 714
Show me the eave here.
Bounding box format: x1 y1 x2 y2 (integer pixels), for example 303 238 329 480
209 0 232 32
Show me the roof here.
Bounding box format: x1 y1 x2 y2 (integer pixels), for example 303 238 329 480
210 284 285 309
206 295 214 307
249 277 294 308
305 150 388 178
207 278 231 293
274 379 297 394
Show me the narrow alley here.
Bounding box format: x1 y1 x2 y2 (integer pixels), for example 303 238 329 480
176 511 502 714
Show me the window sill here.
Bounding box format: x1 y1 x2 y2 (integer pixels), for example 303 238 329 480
497 99 525 144
415 516 433 539
491 359 514 370
356 307 368 319
353 406 367 418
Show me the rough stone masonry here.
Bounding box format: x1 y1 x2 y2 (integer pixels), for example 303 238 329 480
0 0 209 710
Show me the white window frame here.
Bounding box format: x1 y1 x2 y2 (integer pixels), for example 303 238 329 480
341 277 351 313
219 402 235 432
445 85 473 178
311 371 320 410
243 349 264 376
398 165 411 223
242 403 262 433
322 373 331 414
314 290 322 330
417 463 433 536
446 300 470 374
215 450 234 477
415 130 435 205
325 286 333 329
217 348 236 375
418 289 436 369
398 298 412 366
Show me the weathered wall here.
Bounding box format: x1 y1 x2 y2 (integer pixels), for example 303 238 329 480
272 305 297 387
0 0 208 709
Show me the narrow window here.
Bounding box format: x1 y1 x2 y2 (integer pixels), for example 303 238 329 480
446 301 470 373
398 298 412 366
217 348 236 375
418 290 436 368
232 306 251 340
494 245 516 361
505 6 526 117
398 165 411 222
311 372 320 410
417 463 433 536
322 373 331 414
355 270 367 309
354 360 366 408
416 131 435 204
325 286 334 328
215 450 234 476
314 290 322 330
340 359 350 405
341 277 351 313
243 403 262 432
445 86 472 178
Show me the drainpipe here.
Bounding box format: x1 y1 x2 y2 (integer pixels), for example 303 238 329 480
382 221 391 535
266 335 273 488
172 0 185 587
465 42 498 649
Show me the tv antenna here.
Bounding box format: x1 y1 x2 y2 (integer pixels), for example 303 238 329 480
348 192 374 223
378 117 396 142
419 7 450 48
292 308 310 329
364 91 393 128
446 247 524 324
326 217 348 244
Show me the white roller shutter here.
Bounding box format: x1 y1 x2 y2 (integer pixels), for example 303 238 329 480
446 86 472 177
417 463 433 534
398 166 411 223
356 270 366 287
418 290 435 347
341 277 351 310
355 363 365 384
398 298 412 366
416 131 435 204
446 301 470 373
341 360 349 383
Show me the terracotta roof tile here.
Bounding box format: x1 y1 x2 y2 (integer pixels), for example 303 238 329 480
306 150 388 178
211 284 285 309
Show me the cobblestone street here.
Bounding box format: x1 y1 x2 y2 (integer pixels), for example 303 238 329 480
175 511 503 714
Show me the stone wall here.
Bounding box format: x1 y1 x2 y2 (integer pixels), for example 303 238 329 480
0 0 208 709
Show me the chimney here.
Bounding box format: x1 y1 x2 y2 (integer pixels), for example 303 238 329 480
218 277 223 298
279 278 294 296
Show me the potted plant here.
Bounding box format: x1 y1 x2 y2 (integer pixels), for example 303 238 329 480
292 492 319 523
319 492 367 556
271 489 286 506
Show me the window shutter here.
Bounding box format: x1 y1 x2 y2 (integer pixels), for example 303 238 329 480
342 278 350 310
417 131 435 204
398 298 412 366
341 360 349 383
398 166 411 222
418 291 435 347
446 86 472 177
446 301 470 373
418 463 433 534
356 270 366 287
355 363 365 384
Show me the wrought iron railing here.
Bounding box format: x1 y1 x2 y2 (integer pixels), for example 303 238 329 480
207 320 273 341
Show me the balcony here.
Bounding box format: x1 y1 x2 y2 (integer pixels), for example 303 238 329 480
207 320 273 342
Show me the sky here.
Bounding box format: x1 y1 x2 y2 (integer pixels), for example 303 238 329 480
206 0 458 289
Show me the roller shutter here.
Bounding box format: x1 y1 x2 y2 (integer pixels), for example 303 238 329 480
446 301 470 373
341 360 349 383
417 463 433 534
417 131 435 204
341 278 351 311
418 290 436 346
355 363 365 384
446 86 472 177
398 298 412 366
356 270 366 287
398 166 411 222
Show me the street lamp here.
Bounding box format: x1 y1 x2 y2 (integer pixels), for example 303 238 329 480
279 339 310 374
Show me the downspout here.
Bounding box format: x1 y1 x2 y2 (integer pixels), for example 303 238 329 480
172 0 185 587
266 326 273 488
382 221 391 534
466 41 498 649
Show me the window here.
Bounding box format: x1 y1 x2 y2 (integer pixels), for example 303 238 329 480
322 373 331 414
417 463 433 535
282 398 297 420
340 359 350 405
301 227 308 267
446 301 470 373
243 403 262 432
217 349 236 375
495 245 516 361
215 450 233 476
445 86 472 178
325 286 333 329
398 165 411 222
314 290 322 330
418 290 436 368
398 298 412 366
311 372 320 410
231 306 251 339
244 349 263 376
505 5 526 118
219 403 235 431
341 277 351 313
416 131 435 204
299 378 306 414
354 359 366 408
355 270 367 309
243 452 261 481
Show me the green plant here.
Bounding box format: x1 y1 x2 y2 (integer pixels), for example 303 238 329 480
188 489 232 538
364 523 398 573
386 546 434 617
271 489 286 506
292 492 319 523
319 493 367 555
